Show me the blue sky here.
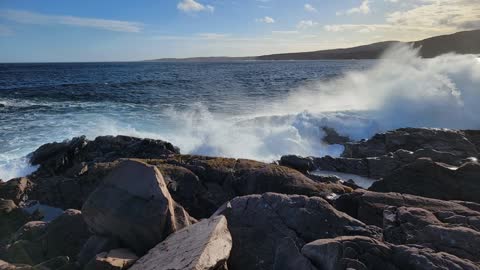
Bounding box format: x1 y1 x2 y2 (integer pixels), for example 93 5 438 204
0 0 478 62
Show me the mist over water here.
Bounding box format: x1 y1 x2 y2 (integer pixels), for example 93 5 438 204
1 45 480 180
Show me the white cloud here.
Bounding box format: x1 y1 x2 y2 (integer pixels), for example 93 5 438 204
338 0 370 15
386 0 480 31
304 4 317 13
256 16 275 24
297 20 318 29
0 9 142 32
177 0 214 13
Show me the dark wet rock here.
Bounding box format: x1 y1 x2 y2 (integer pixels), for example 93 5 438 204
279 155 315 173
383 206 480 262
322 127 351 145
30 135 179 176
335 190 480 229
155 163 217 219
41 209 90 261
0 178 32 204
28 155 351 217
302 236 480 270
27 161 120 210
214 193 381 270
77 235 120 267
149 156 352 219
82 160 195 255
282 144 476 181
343 128 479 159
370 158 480 202
0 200 31 244
3 209 90 265
314 156 369 176
84 249 138 270
11 222 47 243
32 256 69 270
130 215 231 270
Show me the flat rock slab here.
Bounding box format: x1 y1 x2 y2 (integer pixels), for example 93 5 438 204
130 215 232 270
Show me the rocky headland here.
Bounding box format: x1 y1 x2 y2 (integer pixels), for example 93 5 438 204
1 128 480 270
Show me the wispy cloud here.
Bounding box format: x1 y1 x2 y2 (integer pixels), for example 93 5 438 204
0 9 143 32
177 0 214 13
304 4 317 13
256 16 275 23
297 20 318 29
337 0 370 16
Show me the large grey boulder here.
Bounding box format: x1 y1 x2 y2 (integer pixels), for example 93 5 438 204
82 160 195 255
214 193 381 270
130 215 232 270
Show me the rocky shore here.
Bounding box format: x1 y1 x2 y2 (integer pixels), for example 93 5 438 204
1 128 480 269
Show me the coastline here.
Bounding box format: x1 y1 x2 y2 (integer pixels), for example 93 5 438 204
2 127 480 269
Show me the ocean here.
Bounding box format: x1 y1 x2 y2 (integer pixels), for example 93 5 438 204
1 45 480 180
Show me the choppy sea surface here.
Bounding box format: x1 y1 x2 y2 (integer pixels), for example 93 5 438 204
1 45 480 180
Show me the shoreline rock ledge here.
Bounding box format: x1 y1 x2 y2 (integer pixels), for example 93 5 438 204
1 128 480 269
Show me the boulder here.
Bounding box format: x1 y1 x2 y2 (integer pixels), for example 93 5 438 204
11 222 47 243
383 206 480 262
313 156 369 177
279 155 315 173
302 236 480 270
130 215 232 270
82 160 195 255
77 235 120 267
3 209 90 265
0 178 32 204
322 127 351 145
84 249 138 270
0 200 31 244
214 193 381 270
41 209 91 260
335 190 480 228
370 158 480 202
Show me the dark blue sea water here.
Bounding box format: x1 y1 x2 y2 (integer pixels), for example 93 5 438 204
0 60 374 179
2 50 480 180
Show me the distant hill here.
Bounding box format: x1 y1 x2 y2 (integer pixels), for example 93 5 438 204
258 30 480 60
147 30 480 61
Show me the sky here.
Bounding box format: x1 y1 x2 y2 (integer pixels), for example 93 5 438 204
0 0 479 62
